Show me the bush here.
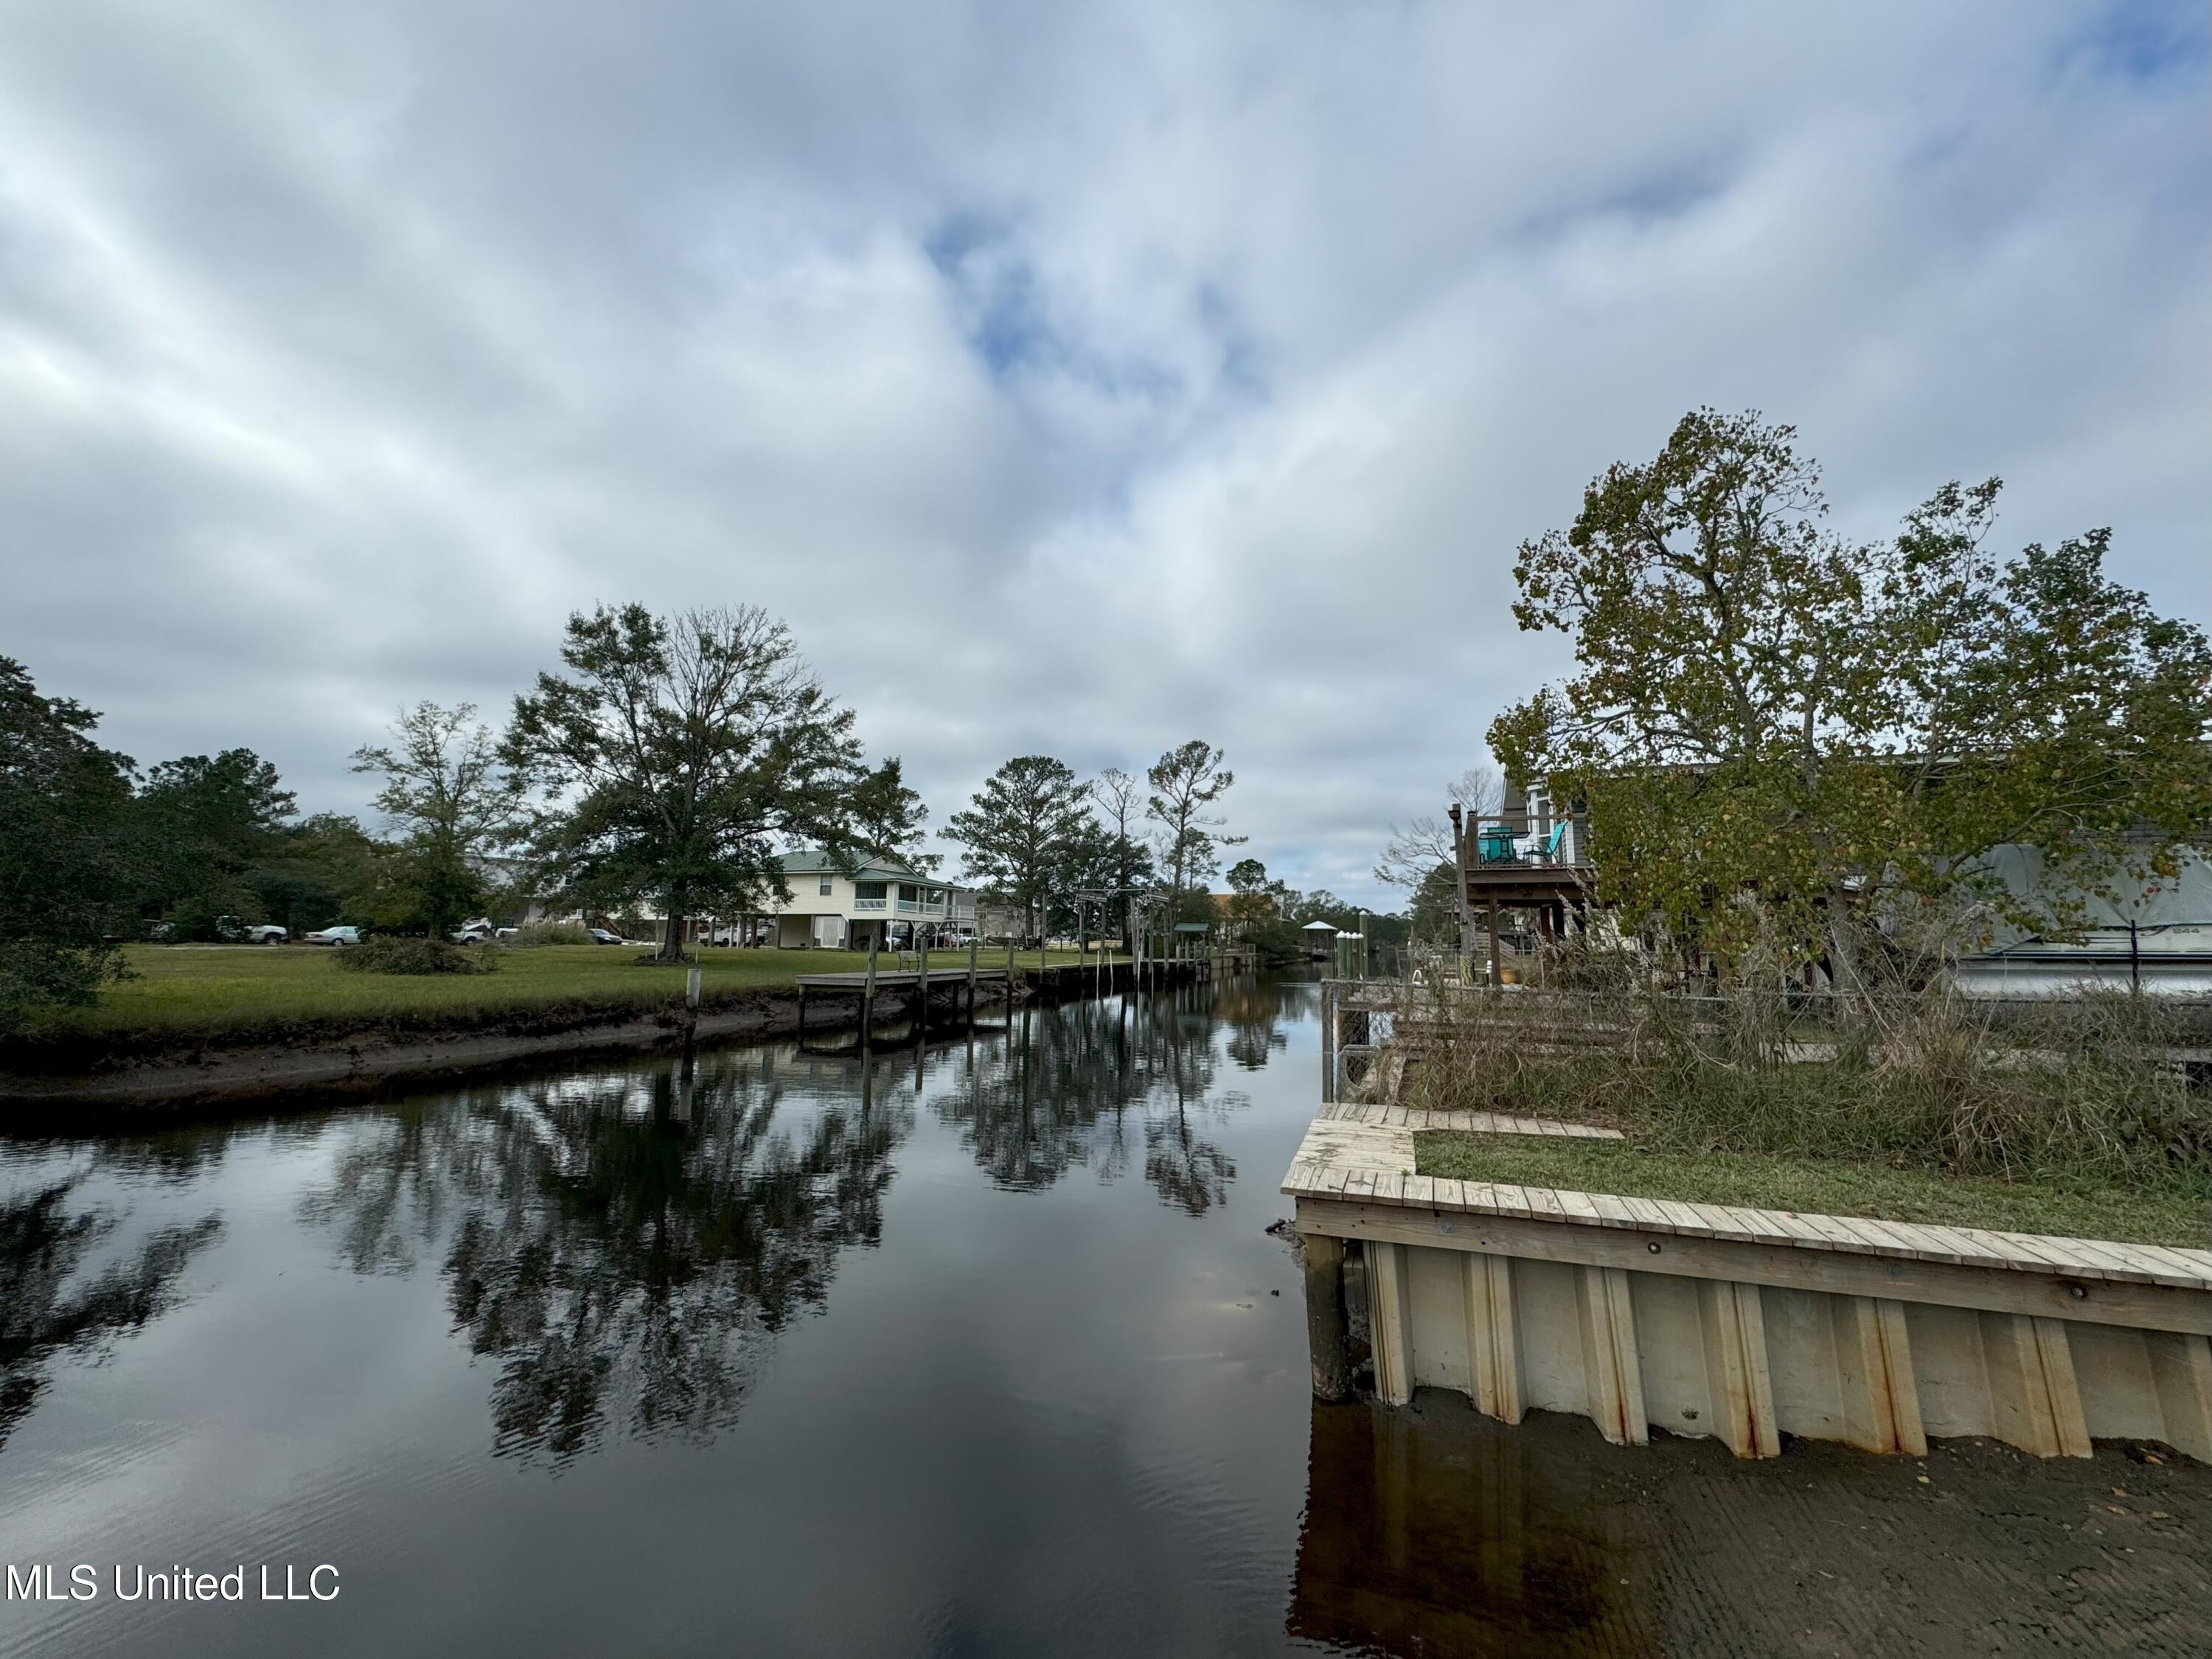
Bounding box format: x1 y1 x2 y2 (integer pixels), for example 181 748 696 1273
506 922 595 947
0 940 126 1037
332 936 497 976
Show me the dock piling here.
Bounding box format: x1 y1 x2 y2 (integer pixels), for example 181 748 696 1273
681 967 702 1078
1304 1234 1351 1401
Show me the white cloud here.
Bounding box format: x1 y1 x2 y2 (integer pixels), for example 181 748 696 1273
0 1 2202 903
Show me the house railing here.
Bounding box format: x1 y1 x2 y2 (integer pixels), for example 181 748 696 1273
1469 817 1582 867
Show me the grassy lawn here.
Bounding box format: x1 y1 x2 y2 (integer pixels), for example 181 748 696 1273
10 943 1119 1050
1414 1130 2211 1247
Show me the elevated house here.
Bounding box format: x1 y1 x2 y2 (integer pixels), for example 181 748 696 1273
1450 782 1596 980
751 851 976 950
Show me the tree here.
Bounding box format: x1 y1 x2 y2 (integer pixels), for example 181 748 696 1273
352 703 519 936
1287 888 1356 929
136 748 296 936
1089 768 1157 946
1374 766 1501 891
1408 860 1460 942
243 814 380 936
504 605 926 961
0 658 141 1031
1487 408 2212 982
1146 740 1241 900
1225 858 1294 924
945 756 1088 944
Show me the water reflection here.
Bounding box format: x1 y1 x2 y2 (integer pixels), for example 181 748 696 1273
1290 1398 1663 1658
0 1180 223 1452
933 987 1271 1213
302 1054 909 1464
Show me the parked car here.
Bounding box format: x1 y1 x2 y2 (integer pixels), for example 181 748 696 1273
452 922 497 944
206 917 288 944
586 928 626 945
303 925 361 947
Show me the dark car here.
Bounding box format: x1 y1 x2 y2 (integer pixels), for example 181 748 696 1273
587 927 626 945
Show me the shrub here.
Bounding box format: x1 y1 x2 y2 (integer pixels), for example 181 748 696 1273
332 936 497 976
506 922 595 947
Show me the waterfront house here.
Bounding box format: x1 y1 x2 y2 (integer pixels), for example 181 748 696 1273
754 851 977 950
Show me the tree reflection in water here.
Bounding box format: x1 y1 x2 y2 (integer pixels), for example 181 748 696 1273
935 983 1281 1214
0 1180 223 1453
302 1052 911 1465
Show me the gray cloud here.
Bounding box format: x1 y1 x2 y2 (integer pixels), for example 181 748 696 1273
1 1 2204 904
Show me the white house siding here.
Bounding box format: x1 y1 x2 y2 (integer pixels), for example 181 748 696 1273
756 857 977 949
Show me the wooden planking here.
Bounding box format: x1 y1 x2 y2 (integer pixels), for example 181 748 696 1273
1368 1241 1412 1407
1282 1103 2212 1287
1621 1195 1675 1231
1293 1196 2212 1337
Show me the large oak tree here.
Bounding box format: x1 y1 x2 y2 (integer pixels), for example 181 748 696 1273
504 605 925 960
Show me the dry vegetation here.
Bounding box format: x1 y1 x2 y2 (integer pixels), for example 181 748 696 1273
1389 967 2211 1241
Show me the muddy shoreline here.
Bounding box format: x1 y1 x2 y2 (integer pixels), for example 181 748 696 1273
0 981 976 1124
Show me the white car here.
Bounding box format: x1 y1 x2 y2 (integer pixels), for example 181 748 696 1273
242 924 289 945
303 925 362 947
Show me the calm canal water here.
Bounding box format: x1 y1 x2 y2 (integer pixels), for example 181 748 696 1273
1 978 1326 1656
7 976 2208 1658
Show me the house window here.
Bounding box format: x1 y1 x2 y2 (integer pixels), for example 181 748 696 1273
898 883 921 902
818 874 833 896
855 882 886 902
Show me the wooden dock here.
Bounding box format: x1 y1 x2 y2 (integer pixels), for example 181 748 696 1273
792 947 1255 1039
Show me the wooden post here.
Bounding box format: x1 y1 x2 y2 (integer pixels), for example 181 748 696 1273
917 935 928 1037
967 935 978 1029
1486 903 1501 990
1304 1233 1352 1402
863 932 878 1037
1321 981 1337 1104
1450 801 1470 981
680 966 702 1078
1006 935 1016 1010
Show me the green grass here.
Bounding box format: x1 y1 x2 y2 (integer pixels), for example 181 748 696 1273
1413 1130 2210 1247
7 942 1118 1054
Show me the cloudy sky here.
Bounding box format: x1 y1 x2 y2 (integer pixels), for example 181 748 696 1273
2 2 2205 905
